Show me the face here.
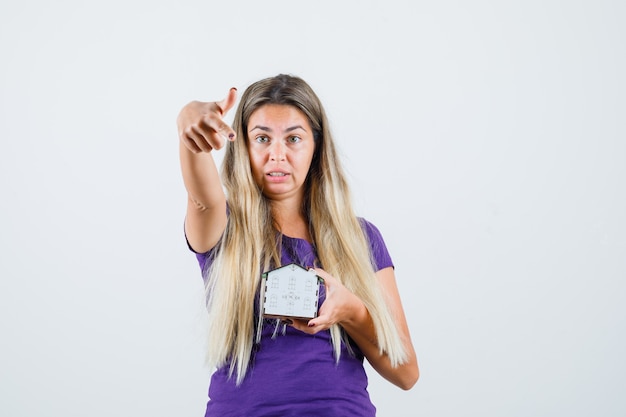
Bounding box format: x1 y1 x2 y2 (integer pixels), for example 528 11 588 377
247 104 316 203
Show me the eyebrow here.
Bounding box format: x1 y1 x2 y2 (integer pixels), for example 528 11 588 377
249 125 308 133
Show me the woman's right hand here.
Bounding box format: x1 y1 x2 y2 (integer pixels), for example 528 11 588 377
177 87 238 153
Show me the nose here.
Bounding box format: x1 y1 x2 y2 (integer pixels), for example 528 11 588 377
269 140 286 161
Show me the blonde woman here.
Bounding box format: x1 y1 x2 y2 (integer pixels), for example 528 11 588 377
178 74 418 416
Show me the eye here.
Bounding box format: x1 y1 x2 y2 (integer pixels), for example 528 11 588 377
255 135 269 144
288 135 301 143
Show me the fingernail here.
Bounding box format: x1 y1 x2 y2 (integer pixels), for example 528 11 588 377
228 133 235 140
308 322 315 328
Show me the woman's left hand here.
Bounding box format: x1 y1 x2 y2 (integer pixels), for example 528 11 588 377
290 268 367 334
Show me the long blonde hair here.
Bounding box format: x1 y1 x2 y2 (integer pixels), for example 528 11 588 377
204 74 407 384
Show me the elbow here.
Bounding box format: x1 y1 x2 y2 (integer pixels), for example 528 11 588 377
390 362 419 391
398 368 419 391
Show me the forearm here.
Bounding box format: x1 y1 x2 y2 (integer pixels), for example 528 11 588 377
299 268 420 389
341 302 419 390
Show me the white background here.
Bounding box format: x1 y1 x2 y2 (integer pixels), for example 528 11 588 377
1 1 625 416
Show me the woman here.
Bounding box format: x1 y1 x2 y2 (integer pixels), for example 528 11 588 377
178 74 418 416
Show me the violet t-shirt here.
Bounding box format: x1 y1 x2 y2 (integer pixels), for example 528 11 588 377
191 218 393 417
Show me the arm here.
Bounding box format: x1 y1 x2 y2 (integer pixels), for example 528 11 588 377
292 267 419 390
177 89 237 253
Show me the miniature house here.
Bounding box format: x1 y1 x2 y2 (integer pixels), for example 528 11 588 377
260 263 321 320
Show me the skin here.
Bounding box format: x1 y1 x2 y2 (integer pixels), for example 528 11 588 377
247 104 316 240
178 88 419 390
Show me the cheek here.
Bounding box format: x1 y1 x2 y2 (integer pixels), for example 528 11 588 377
249 157 262 178
249 154 268 184
247 149 263 171
302 149 316 172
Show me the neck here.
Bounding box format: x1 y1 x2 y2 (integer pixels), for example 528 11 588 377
271 200 310 241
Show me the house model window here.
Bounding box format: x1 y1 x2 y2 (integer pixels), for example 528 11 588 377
260 263 322 320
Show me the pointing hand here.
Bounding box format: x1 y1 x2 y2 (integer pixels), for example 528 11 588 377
177 87 238 153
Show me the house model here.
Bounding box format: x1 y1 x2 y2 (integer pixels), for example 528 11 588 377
260 263 321 320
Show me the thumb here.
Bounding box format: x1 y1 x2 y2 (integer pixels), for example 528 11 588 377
216 87 238 116
313 268 333 286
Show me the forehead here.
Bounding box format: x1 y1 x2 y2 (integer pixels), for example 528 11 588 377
248 104 311 131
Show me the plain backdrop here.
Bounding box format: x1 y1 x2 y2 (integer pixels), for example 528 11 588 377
1 1 625 416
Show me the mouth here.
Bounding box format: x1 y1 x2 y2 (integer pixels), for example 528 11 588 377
267 171 288 177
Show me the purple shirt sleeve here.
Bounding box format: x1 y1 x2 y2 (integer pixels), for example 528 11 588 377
359 217 394 271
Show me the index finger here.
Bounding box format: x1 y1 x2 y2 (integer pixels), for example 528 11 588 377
214 87 238 141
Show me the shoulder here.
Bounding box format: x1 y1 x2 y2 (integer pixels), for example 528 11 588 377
358 217 389 247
